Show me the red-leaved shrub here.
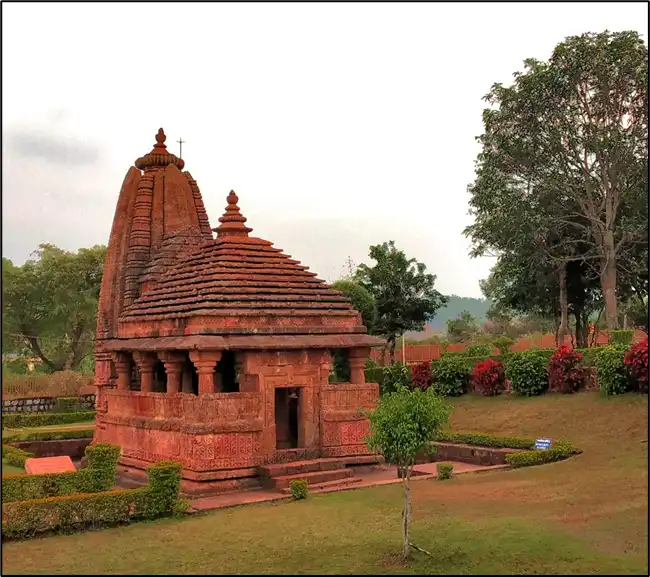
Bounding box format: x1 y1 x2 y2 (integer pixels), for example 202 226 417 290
471 359 506 396
548 345 586 394
624 339 648 394
410 362 432 391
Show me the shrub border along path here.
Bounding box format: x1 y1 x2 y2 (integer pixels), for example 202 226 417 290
433 430 580 468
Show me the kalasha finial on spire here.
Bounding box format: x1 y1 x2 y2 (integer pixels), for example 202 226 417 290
135 127 184 170
154 128 167 149
213 190 253 238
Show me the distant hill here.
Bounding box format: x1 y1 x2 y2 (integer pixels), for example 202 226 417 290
407 295 491 338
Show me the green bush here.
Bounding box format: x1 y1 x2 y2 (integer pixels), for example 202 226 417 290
430 356 469 397
143 461 182 518
2 442 120 503
594 345 631 395
1 460 183 539
289 479 309 500
492 337 515 355
467 345 491 357
436 462 454 480
506 441 579 468
2 411 96 429
609 330 634 346
380 362 411 394
365 366 384 388
434 430 535 450
2 445 33 468
54 396 84 413
505 350 549 396
2 428 95 443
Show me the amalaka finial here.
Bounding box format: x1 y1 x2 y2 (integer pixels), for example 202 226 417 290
213 190 253 239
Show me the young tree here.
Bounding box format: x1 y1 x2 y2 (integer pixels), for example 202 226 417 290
355 241 448 362
467 31 648 331
2 244 106 372
446 310 479 343
366 387 451 560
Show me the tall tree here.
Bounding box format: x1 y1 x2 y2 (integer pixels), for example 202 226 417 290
2 244 106 372
355 241 448 362
330 279 377 331
467 31 648 331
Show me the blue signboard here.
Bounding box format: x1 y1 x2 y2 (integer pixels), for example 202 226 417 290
535 438 552 450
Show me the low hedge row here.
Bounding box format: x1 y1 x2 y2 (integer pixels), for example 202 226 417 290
432 430 579 468
2 461 184 540
2 445 32 468
2 443 120 503
2 428 95 443
2 411 96 429
434 430 535 450
506 441 580 468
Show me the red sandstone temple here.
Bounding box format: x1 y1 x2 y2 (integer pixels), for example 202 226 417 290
93 129 383 492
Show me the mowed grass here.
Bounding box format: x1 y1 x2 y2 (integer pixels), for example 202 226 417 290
1 459 24 475
2 393 647 575
2 420 96 438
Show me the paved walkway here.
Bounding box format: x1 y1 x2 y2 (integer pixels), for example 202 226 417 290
188 461 507 513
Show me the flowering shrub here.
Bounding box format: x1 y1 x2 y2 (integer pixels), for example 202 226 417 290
471 359 506 396
624 339 648 394
410 362 432 391
548 345 587 394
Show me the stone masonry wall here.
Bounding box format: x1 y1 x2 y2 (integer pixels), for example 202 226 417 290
2 394 96 414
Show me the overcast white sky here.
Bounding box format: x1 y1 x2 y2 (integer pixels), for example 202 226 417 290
2 3 647 298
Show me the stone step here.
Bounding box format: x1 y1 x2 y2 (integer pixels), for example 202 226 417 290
280 475 362 494
259 458 344 478
271 467 353 490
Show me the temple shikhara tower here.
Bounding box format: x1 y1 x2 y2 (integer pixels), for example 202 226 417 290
94 129 382 493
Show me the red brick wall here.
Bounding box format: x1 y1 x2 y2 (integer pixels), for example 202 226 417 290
370 329 647 365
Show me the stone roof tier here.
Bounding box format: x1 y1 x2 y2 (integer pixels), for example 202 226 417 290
117 191 381 347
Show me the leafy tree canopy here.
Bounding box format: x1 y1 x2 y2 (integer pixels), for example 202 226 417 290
2 244 106 372
355 241 448 360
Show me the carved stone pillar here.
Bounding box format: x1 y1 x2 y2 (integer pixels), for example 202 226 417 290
112 352 133 391
158 352 186 394
349 348 370 385
189 351 222 395
133 351 157 393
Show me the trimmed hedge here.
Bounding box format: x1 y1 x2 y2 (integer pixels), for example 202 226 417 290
506 441 579 468
2 428 95 443
434 430 535 450
2 461 183 539
505 350 549 396
433 430 579 468
2 445 32 468
2 411 96 429
2 443 120 503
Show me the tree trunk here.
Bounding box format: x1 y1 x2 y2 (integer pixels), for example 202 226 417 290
557 263 569 347
389 338 396 364
600 231 619 330
401 466 412 560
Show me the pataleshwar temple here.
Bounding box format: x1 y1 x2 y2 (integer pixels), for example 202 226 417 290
93 129 383 493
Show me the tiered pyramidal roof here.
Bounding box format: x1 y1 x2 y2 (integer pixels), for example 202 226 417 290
120 190 359 327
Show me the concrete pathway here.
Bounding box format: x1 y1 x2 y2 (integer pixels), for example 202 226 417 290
188 461 508 513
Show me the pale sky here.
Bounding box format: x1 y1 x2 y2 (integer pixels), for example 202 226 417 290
2 3 647 298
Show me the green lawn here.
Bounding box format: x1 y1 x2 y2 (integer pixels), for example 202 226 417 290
1 459 24 475
2 392 648 575
2 420 95 438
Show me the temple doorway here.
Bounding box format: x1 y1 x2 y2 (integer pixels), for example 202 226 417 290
275 387 300 449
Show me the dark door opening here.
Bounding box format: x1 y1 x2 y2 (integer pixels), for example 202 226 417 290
275 387 300 449
216 351 239 393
